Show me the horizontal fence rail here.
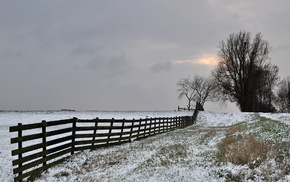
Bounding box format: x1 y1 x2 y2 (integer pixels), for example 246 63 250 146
10 111 198 182
177 106 194 111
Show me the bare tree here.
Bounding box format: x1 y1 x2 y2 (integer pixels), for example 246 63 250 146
255 64 279 112
275 77 290 112
190 75 219 110
177 75 217 111
177 78 195 110
212 31 279 112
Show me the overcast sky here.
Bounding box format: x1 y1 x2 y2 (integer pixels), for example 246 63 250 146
1 0 289 112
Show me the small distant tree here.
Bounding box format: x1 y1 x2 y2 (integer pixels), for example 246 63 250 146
190 75 219 110
177 78 195 110
275 77 290 112
177 75 217 111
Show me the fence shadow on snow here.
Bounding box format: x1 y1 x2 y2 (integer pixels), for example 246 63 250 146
10 110 198 182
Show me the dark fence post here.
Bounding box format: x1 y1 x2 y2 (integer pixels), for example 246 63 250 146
143 119 148 138
153 118 157 135
42 120 47 166
137 119 142 140
71 117 77 155
148 118 152 136
159 118 162 133
129 119 134 141
17 123 23 182
92 117 99 147
193 109 198 124
166 118 169 132
107 118 114 144
182 117 184 127
163 118 165 132
158 118 161 134
119 119 125 143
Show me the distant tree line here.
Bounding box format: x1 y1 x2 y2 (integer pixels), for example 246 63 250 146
177 30 290 113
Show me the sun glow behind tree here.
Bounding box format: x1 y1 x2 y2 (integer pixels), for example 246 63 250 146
173 54 218 65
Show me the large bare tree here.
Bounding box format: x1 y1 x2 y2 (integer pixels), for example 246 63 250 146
212 31 279 112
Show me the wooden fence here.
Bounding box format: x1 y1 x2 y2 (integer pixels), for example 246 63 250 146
10 111 198 182
177 106 194 111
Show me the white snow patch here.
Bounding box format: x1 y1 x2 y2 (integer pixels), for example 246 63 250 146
196 111 254 127
259 112 290 125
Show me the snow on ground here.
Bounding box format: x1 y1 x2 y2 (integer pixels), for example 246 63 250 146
195 111 255 127
259 112 290 125
0 111 289 182
0 110 193 182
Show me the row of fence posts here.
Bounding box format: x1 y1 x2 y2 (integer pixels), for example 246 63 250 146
10 109 198 182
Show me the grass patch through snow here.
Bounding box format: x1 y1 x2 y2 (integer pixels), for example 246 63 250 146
216 116 290 181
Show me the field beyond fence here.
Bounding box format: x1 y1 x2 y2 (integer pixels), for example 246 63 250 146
10 110 198 182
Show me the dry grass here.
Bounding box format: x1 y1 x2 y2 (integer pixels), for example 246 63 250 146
84 154 124 168
142 143 188 167
217 131 269 166
216 121 289 181
53 153 127 182
227 124 246 135
70 153 126 176
199 129 217 144
217 124 269 165
260 142 290 181
203 129 217 139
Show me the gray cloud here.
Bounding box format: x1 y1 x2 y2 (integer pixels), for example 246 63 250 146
0 0 289 111
85 54 130 78
150 61 172 73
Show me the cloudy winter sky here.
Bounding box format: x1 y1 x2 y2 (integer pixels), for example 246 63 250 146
0 0 289 112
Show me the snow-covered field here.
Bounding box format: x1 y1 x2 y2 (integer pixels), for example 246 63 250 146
0 110 193 182
0 111 289 181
